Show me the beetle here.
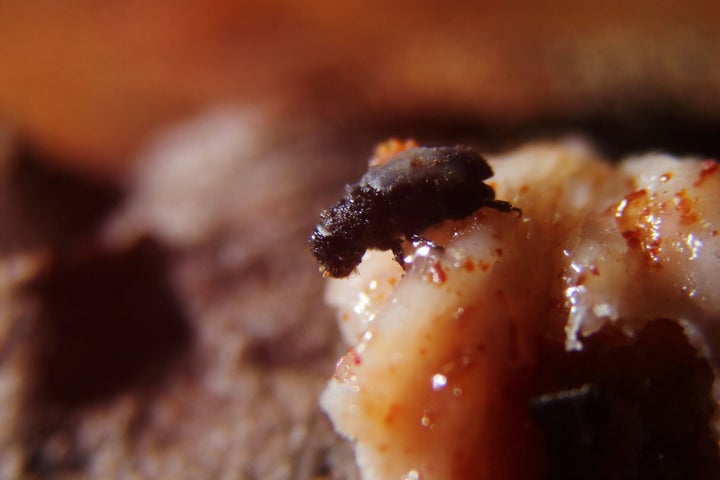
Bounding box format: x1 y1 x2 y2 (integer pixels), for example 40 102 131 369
309 146 516 278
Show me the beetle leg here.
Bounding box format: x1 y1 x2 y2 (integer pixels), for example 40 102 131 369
391 241 406 269
484 200 522 217
407 233 424 243
408 233 444 251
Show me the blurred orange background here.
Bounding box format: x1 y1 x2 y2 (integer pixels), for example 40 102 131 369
1 0 720 175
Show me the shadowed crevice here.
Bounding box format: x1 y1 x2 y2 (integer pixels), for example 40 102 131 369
531 320 720 480
26 237 193 408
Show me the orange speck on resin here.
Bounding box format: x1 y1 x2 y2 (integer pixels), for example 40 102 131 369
368 138 419 167
425 261 447 285
616 189 664 266
333 348 361 382
616 189 649 223
674 189 700 225
384 404 401 426
694 159 718 187
341 347 361 365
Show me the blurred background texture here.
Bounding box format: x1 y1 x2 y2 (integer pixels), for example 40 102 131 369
1 1 720 479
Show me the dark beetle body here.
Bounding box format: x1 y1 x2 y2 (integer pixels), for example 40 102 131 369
310 146 514 277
